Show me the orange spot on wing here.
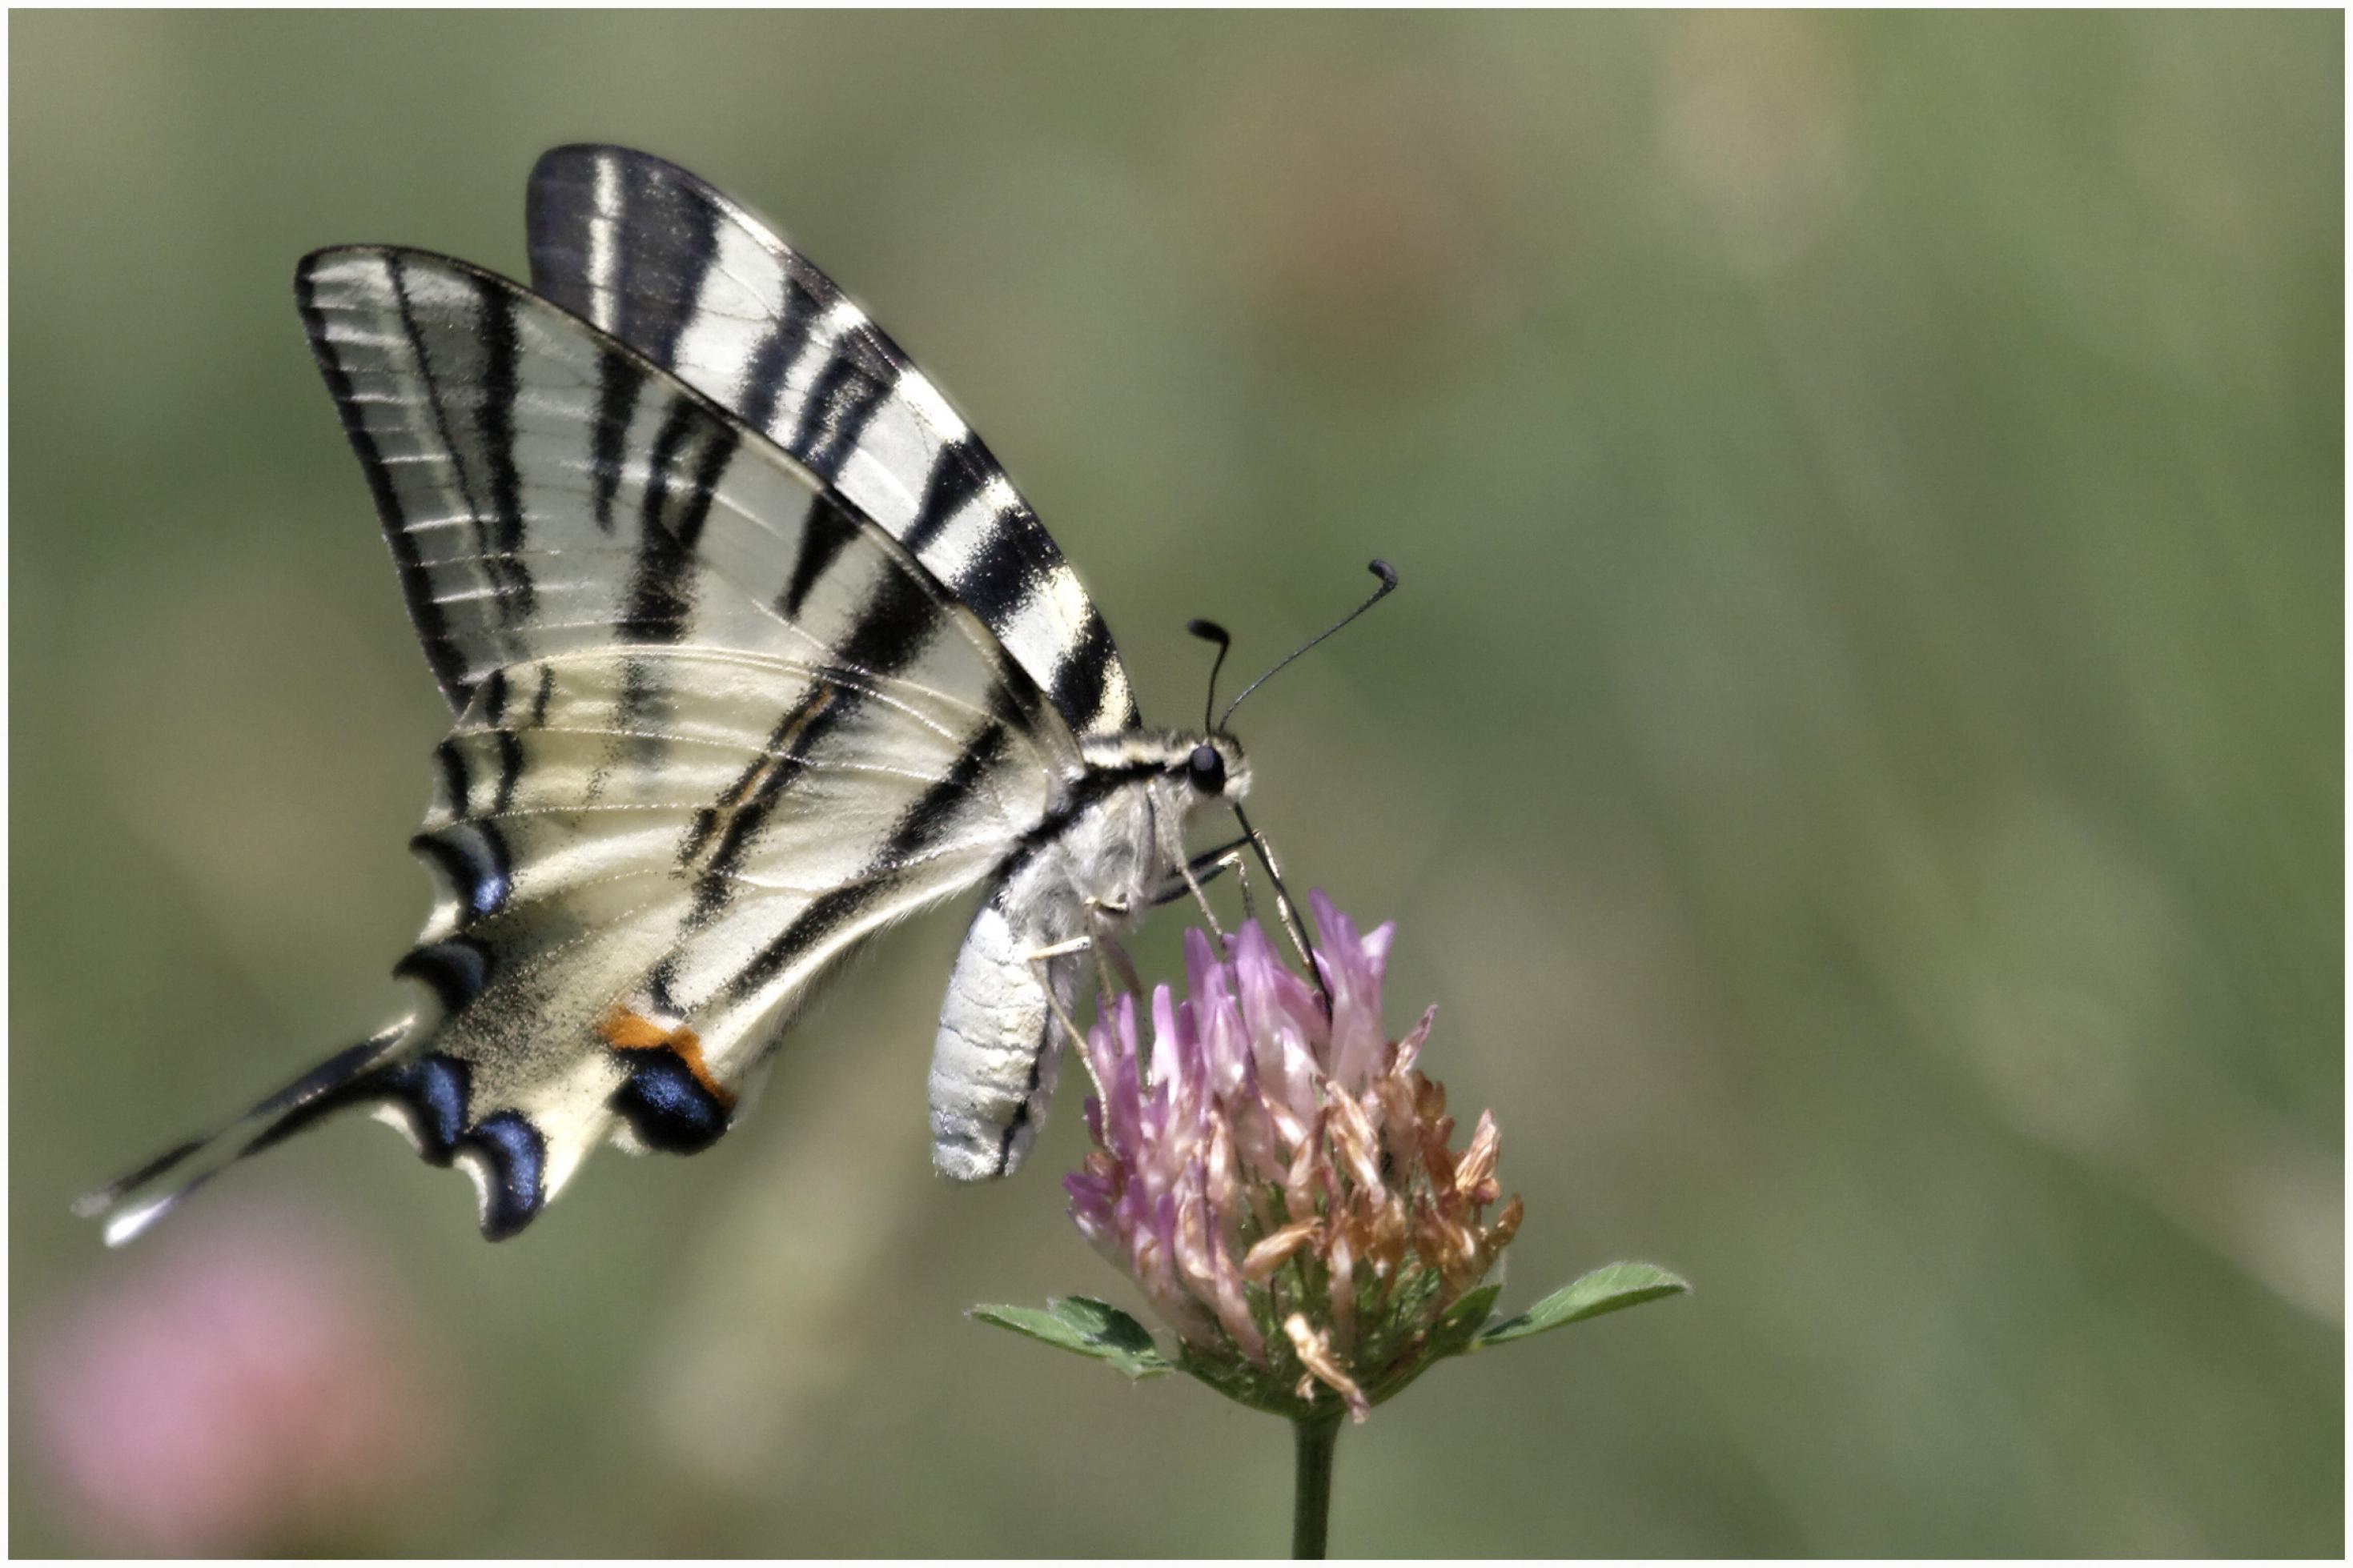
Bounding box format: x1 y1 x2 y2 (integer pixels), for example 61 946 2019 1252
597 1010 671 1050
599 1007 737 1110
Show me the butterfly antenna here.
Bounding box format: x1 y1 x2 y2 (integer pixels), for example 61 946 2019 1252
1187 619 1233 732
1217 560 1398 729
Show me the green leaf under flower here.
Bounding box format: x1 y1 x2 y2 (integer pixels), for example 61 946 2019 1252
1428 1282 1505 1357
1475 1262 1689 1347
969 1297 1174 1380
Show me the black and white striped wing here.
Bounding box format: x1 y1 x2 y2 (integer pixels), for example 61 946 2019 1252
524 143 1138 739
84 247 1081 1242
400 643 1058 1233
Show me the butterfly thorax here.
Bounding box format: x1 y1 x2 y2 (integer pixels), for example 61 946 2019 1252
1054 728 1247 912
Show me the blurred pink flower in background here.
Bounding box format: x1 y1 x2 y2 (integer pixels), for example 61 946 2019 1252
30 1205 446 1555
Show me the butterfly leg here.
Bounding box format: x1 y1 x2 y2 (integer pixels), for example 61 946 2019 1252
1240 821 1319 976
1083 903 1147 999
1022 936 1094 960
1022 940 1094 1065
1145 837 1251 912
1170 854 1229 944
1222 848 1260 924
1146 792 1231 944
1018 900 1145 1005
1020 929 1118 1005
1207 844 1257 926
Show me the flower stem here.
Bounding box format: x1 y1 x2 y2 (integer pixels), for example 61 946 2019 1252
1291 1412 1343 1558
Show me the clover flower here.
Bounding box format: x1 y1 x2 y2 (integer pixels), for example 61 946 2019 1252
1062 892 1520 1420
975 892 1685 1555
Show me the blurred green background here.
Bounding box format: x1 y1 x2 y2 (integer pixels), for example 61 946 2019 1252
10 10 2341 1557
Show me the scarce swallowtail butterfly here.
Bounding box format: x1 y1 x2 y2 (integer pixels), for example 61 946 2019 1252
83 145 1379 1245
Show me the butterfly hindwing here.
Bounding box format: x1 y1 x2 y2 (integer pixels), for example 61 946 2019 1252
94 638 1070 1241
411 645 1065 1222
298 245 1070 729
524 144 1138 739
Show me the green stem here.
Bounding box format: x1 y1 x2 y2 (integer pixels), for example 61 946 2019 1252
1291 1412 1343 1558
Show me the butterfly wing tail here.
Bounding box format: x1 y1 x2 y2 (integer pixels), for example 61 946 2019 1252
74 1021 419 1246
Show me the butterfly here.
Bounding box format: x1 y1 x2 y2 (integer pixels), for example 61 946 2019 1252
82 145 1383 1245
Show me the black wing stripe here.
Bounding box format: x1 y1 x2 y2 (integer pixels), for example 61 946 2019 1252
472 280 536 621
779 492 861 620
733 291 818 451
432 737 472 818
633 154 721 371
831 559 945 680
628 398 700 639
886 721 1010 864
901 437 989 557
687 560 951 925
296 263 471 701
480 667 511 725
620 395 735 647
722 719 1011 1003
489 729 524 815
791 347 898 483
939 522 1033 624
1050 608 1118 732
590 344 642 534
729 882 873 1000
387 260 513 644
681 684 843 896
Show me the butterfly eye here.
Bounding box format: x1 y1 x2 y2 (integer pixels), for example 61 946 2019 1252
1187 743 1227 796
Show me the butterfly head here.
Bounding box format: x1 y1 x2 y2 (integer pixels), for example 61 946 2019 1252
1180 732 1249 804
1078 728 1249 808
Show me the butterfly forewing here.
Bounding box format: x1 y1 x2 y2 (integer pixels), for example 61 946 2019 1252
524 145 1138 739
299 247 1063 728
